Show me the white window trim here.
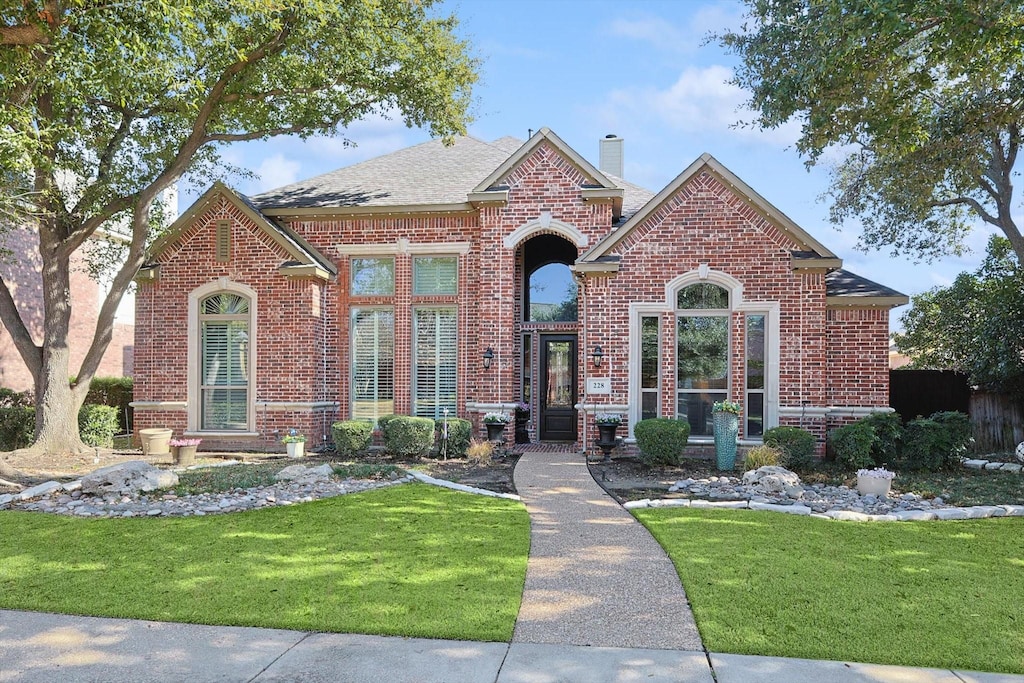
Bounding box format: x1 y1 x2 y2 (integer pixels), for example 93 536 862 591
187 278 258 433
503 213 589 249
627 269 779 441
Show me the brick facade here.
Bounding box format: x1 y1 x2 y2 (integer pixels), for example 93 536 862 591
133 132 904 453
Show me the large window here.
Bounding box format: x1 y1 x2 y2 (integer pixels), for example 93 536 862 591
676 283 729 437
352 308 394 422
413 307 457 418
200 293 250 430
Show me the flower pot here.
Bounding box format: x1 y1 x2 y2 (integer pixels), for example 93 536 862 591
857 475 892 497
597 423 618 445
140 428 172 456
713 411 739 470
171 445 198 466
485 423 506 442
286 441 305 458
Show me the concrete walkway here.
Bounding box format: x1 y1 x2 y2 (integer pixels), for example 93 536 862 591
512 446 702 649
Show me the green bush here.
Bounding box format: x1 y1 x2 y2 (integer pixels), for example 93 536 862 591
435 417 471 458
78 404 119 448
633 418 690 466
331 420 373 456
930 411 973 460
763 426 817 469
376 414 399 431
381 415 435 457
0 388 34 451
896 412 972 471
829 420 876 471
743 444 782 471
861 411 902 465
79 377 133 433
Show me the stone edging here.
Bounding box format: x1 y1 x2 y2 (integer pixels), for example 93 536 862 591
963 458 1023 473
406 469 521 501
623 497 1024 522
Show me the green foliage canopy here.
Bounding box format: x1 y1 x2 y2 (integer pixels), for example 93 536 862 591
895 236 1024 401
721 1 1024 263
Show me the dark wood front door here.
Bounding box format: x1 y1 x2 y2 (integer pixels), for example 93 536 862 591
539 335 577 441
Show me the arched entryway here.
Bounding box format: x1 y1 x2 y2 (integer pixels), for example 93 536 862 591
520 234 579 442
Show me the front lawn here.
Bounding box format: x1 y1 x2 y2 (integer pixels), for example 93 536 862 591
636 508 1024 674
0 484 530 642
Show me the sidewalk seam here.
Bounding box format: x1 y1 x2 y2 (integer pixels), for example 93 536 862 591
492 642 513 683
246 631 315 682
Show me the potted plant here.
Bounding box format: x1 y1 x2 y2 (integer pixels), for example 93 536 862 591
483 412 511 442
283 429 306 458
712 400 742 470
856 467 895 497
169 438 201 466
595 413 622 443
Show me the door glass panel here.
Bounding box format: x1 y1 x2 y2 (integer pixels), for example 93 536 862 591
545 341 572 407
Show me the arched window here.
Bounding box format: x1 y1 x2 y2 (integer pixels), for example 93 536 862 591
676 283 729 437
199 292 250 430
528 263 577 322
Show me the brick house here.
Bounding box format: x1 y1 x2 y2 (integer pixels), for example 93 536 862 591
131 128 907 452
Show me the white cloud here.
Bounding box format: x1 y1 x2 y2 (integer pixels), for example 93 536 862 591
602 65 801 147
605 2 744 54
251 154 302 193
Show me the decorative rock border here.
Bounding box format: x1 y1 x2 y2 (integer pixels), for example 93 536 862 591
624 497 1024 522
0 463 520 518
963 458 1023 473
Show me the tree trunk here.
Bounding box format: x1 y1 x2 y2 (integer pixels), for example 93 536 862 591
32 218 89 454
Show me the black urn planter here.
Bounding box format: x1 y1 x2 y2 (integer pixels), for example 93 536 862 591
485 422 507 442
596 423 619 463
514 410 530 444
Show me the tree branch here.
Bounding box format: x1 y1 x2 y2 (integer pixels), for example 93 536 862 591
0 276 41 377
930 196 1000 227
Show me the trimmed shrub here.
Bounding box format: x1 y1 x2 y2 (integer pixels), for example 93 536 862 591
381 415 435 457
633 418 690 466
743 444 782 471
763 426 817 470
0 388 34 450
897 412 972 471
331 420 373 457
435 417 472 458
79 376 133 433
829 420 876 471
861 411 902 465
78 404 119 448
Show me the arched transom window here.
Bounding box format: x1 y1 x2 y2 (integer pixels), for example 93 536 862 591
199 292 250 430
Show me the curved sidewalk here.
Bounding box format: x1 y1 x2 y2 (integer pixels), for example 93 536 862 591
511 446 703 650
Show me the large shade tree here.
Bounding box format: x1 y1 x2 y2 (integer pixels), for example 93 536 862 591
0 0 477 455
720 1 1024 263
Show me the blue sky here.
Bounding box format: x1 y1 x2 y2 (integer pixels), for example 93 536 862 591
198 0 1007 332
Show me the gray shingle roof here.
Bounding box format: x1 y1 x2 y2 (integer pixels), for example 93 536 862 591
251 135 655 215
826 269 907 301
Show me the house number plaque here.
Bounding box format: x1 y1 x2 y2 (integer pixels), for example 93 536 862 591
587 378 611 394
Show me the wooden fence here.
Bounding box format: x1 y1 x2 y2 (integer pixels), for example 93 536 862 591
970 391 1024 453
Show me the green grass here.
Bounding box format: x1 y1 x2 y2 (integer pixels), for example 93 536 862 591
0 484 530 642
635 508 1024 674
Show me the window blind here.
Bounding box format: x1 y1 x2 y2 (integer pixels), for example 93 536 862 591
352 308 395 422
413 257 458 295
413 308 457 418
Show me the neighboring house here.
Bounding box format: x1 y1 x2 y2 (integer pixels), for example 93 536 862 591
131 128 907 452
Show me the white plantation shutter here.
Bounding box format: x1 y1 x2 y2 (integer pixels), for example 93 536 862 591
413 257 457 295
413 308 457 418
200 293 250 430
352 308 394 422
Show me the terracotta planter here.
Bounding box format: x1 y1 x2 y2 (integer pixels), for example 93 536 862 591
856 475 892 497
140 428 172 456
171 445 198 466
713 411 739 470
286 441 305 458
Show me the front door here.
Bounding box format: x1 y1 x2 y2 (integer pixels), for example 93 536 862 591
539 335 577 441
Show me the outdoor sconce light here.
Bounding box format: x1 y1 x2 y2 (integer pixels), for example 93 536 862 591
592 345 604 368
482 347 494 369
